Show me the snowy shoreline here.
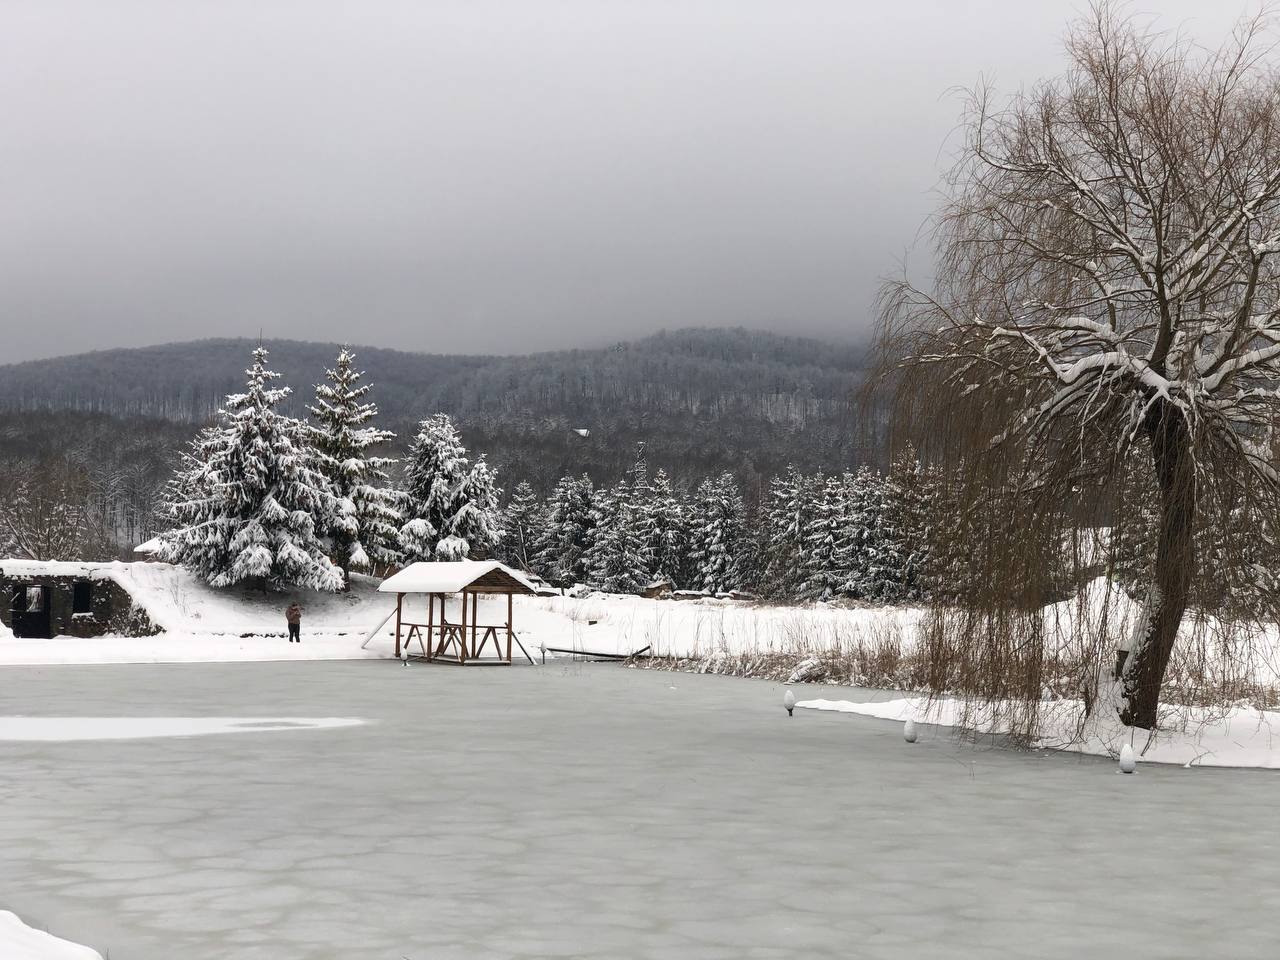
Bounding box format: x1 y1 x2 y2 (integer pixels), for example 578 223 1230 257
5 561 1280 769
798 694 1280 769
0 911 101 960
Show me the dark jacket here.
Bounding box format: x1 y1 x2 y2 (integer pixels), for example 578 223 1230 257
286 603 302 624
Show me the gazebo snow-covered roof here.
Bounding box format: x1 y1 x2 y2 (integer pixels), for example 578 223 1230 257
378 560 536 596
378 561 536 664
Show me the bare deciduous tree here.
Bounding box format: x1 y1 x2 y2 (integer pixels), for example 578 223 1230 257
878 4 1280 729
0 459 92 561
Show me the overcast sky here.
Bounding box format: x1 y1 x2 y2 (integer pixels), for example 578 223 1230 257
0 1 1247 362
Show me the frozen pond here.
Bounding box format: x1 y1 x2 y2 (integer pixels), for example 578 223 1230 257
0 661 1277 959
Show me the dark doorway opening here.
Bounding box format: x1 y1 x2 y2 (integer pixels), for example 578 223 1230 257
10 584 53 639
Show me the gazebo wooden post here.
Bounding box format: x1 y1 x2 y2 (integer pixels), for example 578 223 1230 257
459 588 468 664
506 589 513 662
471 591 479 658
426 590 435 661
394 592 403 659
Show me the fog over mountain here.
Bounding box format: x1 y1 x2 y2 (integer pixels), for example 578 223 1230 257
0 328 872 489
1 1 1240 362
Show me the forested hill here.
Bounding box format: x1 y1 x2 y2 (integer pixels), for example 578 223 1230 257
0 328 873 486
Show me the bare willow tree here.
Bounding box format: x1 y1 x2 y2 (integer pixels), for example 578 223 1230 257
878 4 1280 731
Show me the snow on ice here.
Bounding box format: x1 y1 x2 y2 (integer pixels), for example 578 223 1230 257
0 716 365 742
0 912 101 960
797 694 1280 769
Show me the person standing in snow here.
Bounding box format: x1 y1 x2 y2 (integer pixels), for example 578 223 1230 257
286 601 302 643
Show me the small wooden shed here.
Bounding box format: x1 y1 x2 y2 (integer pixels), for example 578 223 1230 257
378 561 536 664
0 561 158 639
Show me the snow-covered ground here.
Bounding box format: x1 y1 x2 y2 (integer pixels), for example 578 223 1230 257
524 592 923 659
0 912 100 960
0 560 924 664
799 694 1280 769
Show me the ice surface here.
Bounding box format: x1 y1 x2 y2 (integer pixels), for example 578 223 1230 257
3 663 1279 959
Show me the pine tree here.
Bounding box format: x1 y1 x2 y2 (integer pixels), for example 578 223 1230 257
581 484 616 588
583 480 650 593
307 349 401 584
398 414 499 561
843 466 888 600
498 481 545 574
690 472 745 593
645 468 689 586
880 448 935 602
154 426 228 578
732 505 768 596
799 474 846 600
535 474 596 587
845 453 933 604
761 465 814 600
448 455 501 560
157 348 344 591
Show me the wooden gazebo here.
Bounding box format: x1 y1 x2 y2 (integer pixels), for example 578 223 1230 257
378 561 536 664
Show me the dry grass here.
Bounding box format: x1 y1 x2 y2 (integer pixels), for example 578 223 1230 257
627 595 1280 717
627 616 930 690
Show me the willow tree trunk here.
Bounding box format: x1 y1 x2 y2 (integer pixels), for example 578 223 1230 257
1120 402 1196 729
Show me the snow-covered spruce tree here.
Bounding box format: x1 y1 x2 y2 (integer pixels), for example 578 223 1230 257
157 348 344 591
689 472 745 594
876 7 1280 730
497 480 545 574
839 467 882 600
307 349 402 585
730 508 767 596
534 474 596 587
447 455 501 560
871 451 934 603
761 465 816 600
644 468 689 586
153 427 229 576
398 414 499 562
851 458 930 605
580 484 615 589
799 474 845 601
584 486 650 593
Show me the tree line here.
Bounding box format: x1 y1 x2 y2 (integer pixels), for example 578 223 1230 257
497 452 935 602
79 343 931 604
